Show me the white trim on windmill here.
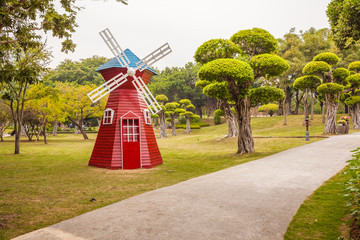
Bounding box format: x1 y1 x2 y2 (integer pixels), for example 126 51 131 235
87 28 172 116
103 108 115 125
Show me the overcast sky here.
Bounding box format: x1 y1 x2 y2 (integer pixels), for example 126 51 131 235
45 0 331 70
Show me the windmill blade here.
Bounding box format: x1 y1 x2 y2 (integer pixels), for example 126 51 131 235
132 76 161 114
135 43 172 71
99 28 130 68
88 72 129 103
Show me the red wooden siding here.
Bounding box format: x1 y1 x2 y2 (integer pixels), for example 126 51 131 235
88 68 162 169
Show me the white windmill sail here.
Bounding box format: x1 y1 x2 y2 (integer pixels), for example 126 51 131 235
99 28 130 68
135 43 172 71
132 76 161 115
88 72 129 103
131 43 172 113
87 28 172 111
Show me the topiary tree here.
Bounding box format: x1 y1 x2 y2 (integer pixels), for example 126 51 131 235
194 39 241 138
299 52 343 134
213 109 224 125
293 75 322 120
349 61 360 73
179 99 197 133
317 83 344 133
165 102 183 136
344 72 360 128
198 59 255 153
230 28 278 58
155 94 168 138
197 28 288 154
258 103 279 117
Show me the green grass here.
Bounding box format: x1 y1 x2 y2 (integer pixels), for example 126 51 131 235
284 167 352 240
0 114 352 239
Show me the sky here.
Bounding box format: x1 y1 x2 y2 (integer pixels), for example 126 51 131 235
45 0 332 70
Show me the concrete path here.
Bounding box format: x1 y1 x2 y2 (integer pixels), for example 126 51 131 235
14 134 360 240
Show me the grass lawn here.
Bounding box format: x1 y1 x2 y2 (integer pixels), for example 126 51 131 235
284 167 352 239
0 114 354 239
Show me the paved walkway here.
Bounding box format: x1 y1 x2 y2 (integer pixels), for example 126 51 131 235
14 134 360 240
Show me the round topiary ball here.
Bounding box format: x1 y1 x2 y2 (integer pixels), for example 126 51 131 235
313 52 340 66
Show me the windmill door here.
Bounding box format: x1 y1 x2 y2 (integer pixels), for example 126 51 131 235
122 118 141 169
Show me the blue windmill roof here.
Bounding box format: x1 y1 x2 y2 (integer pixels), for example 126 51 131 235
96 49 158 75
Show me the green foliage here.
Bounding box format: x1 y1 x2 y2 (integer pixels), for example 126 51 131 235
249 53 290 79
313 52 340 66
195 80 211 88
194 39 241 65
293 75 322 91
230 28 278 57
332 68 350 85
249 86 285 106
203 82 231 100
344 148 360 223
317 83 344 101
155 94 169 103
302 61 331 75
258 103 279 116
198 58 254 87
213 115 222 125
148 62 206 111
346 73 360 88
345 96 360 106
327 0 360 49
349 61 360 73
47 56 108 86
214 109 225 117
0 0 79 54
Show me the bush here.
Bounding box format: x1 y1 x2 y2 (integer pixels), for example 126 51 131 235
214 115 222 125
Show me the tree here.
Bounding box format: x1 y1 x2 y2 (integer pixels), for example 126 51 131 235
155 94 168 138
258 103 279 117
179 99 197 134
302 52 342 134
327 0 360 49
56 82 106 139
26 83 60 143
194 39 241 138
47 56 109 86
293 75 322 120
344 72 360 129
1 45 50 153
0 99 12 142
165 102 183 136
198 28 288 154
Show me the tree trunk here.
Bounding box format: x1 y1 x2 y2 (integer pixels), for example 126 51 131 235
352 103 360 129
283 98 287 125
310 91 314 120
304 89 309 119
285 86 292 115
68 117 88 140
234 98 254 154
43 119 48 144
171 115 177 136
278 100 283 116
158 112 167 138
52 121 58 136
324 99 339 134
185 117 191 133
321 101 325 123
221 102 238 138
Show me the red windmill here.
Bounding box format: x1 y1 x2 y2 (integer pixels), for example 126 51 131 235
87 28 172 169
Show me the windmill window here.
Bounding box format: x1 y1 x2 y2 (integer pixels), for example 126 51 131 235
122 119 139 142
143 109 151 125
103 108 115 125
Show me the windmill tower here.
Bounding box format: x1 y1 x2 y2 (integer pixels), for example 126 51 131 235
88 28 171 169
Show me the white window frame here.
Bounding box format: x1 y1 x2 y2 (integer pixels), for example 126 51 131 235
143 109 151 125
103 108 115 125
